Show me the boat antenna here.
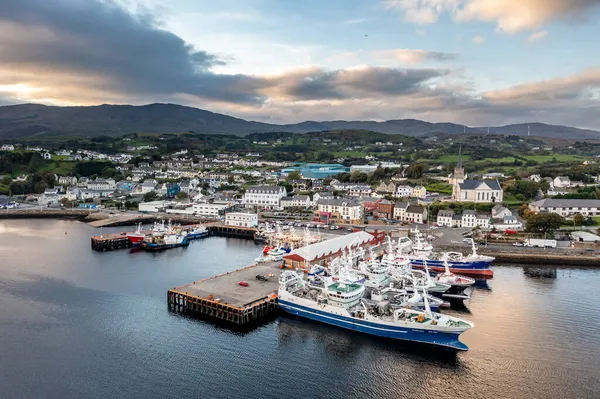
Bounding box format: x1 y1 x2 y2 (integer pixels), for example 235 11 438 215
443 253 451 275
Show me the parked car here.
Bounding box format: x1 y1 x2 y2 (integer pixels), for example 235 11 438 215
513 242 524 247
255 275 269 281
238 281 249 287
463 238 473 244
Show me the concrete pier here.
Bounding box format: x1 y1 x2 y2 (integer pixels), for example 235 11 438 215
167 261 281 324
91 233 132 251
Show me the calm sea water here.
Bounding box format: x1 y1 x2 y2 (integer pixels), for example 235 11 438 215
1 220 599 399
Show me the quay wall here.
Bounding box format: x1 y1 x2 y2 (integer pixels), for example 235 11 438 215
0 209 95 219
439 245 600 266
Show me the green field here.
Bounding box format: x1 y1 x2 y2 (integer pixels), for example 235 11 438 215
426 182 453 194
522 154 584 162
333 151 368 157
480 156 521 163
40 161 76 175
437 154 471 162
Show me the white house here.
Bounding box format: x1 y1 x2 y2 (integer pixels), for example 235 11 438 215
1 144 15 151
225 212 258 228
393 201 409 220
492 204 512 219
243 185 287 209
58 176 78 186
436 210 454 227
39 188 60 206
87 178 116 191
529 199 600 217
192 203 229 217
315 198 363 224
313 192 334 203
404 205 427 224
140 180 157 194
291 195 311 208
461 210 489 228
553 176 571 189
66 187 81 201
396 185 414 198
42 152 52 160
528 174 542 183
461 210 477 228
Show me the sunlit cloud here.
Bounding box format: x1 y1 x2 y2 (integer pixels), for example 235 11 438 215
385 0 600 32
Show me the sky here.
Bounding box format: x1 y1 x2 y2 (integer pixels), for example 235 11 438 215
1 0 600 129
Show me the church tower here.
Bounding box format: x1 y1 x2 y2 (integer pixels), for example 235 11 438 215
451 145 466 200
454 145 465 182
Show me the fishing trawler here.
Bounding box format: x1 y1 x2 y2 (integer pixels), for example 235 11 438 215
407 234 494 277
278 270 474 350
185 225 209 240
126 223 146 246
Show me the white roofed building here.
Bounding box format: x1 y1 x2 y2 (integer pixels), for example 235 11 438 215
283 231 384 269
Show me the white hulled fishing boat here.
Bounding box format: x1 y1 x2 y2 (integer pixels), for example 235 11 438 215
278 270 474 350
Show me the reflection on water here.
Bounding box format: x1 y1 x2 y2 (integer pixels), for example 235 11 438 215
0 220 599 399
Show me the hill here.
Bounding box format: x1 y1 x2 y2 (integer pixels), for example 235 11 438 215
0 103 281 138
0 103 598 140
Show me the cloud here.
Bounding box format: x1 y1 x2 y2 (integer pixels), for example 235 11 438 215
213 67 600 131
0 0 266 104
0 0 599 130
262 66 449 100
472 35 485 44
528 30 548 42
385 0 600 32
374 49 458 65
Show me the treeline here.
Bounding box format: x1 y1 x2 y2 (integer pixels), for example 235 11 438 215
9 172 56 195
553 186 600 200
503 179 549 201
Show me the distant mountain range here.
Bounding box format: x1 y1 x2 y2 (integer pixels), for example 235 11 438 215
0 102 599 140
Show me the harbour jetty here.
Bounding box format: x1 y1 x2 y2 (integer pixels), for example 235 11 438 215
210 224 257 239
167 261 281 324
0 209 95 220
91 233 132 251
87 213 218 228
91 223 257 251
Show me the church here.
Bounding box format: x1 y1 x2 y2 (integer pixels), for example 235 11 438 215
449 146 503 203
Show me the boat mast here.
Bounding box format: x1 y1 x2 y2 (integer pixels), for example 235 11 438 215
422 285 433 318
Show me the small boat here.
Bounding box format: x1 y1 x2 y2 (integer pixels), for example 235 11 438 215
255 245 287 263
435 257 476 288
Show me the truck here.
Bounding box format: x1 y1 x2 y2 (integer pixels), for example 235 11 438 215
523 238 557 248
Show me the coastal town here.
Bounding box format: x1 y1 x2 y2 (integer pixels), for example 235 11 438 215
2 133 600 244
